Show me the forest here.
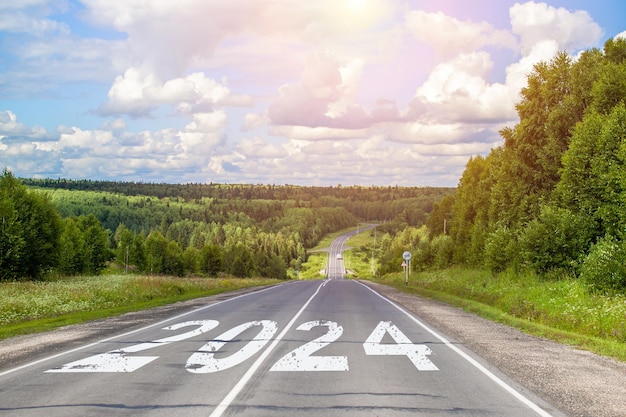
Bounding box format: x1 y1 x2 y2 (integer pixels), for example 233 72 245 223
1 170 452 281
421 37 626 292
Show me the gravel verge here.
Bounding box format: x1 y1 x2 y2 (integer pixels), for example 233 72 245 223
1 281 624 417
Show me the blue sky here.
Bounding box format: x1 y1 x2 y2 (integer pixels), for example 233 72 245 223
1 0 625 186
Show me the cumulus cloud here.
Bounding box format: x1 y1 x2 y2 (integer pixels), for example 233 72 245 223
405 10 517 58
405 1 604 128
268 51 345 126
0 110 50 139
268 51 402 130
409 52 517 123
1 109 229 182
510 1 603 55
99 68 250 117
236 137 288 159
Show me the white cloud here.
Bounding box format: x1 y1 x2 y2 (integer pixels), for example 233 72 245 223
410 52 517 123
510 1 603 55
81 0 397 78
99 68 249 117
270 125 368 141
236 137 288 159
405 10 517 58
0 10 69 36
0 110 50 139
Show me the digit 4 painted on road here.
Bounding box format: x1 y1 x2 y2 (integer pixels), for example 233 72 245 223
363 321 438 371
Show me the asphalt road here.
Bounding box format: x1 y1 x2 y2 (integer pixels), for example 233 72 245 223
0 278 565 417
326 225 375 280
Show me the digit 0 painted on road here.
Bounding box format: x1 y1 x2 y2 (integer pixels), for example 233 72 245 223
46 320 437 374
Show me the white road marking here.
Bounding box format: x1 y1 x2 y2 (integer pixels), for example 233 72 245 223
356 281 556 417
363 320 438 371
0 283 286 378
47 320 220 373
186 320 278 373
208 281 326 417
270 320 349 372
45 352 159 373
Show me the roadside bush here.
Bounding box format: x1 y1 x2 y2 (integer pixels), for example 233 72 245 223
484 226 519 273
518 205 593 274
580 236 626 291
431 235 454 269
414 239 434 271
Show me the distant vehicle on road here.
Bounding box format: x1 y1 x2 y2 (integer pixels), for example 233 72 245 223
336 253 343 260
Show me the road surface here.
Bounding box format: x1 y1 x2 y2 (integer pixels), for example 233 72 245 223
326 225 375 280
0 279 565 416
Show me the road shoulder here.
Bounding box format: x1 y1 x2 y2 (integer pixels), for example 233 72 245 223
360 280 626 417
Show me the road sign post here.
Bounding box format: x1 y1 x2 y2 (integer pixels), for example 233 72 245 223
402 251 412 286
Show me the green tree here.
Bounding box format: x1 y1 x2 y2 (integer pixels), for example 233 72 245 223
58 217 85 275
131 233 147 272
163 241 184 276
145 231 168 274
114 224 134 272
557 104 626 239
0 170 62 280
79 214 110 274
182 246 200 275
426 194 454 239
592 38 626 114
450 154 493 264
201 244 223 277
580 236 626 291
225 243 255 278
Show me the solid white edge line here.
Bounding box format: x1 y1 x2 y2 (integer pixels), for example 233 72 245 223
0 282 293 378
209 280 326 417
355 281 555 417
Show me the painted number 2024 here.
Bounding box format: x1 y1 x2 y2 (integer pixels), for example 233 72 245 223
47 320 438 373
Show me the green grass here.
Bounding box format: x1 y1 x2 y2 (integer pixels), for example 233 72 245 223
344 227 379 279
299 253 327 279
372 268 626 361
0 274 279 340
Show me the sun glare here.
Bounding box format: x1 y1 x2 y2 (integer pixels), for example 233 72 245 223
347 0 367 12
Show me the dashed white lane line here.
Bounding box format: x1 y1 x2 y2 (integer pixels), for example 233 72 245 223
208 280 326 417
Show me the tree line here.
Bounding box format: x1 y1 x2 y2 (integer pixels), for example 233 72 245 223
422 37 626 292
2 170 452 281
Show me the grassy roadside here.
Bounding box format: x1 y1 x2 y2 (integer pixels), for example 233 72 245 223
343 228 626 361
0 274 279 340
342 228 378 278
370 270 626 362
